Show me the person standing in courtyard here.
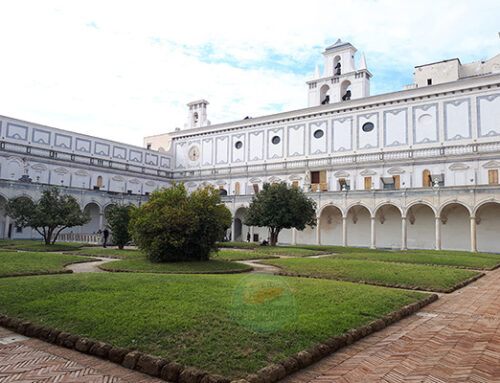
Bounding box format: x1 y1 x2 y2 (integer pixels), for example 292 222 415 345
103 228 109 248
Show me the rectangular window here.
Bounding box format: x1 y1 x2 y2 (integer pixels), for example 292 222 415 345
253 184 259 194
364 177 372 190
292 181 299 188
381 177 395 189
235 182 240 195
488 169 499 184
427 78 432 85
338 178 350 191
311 171 320 184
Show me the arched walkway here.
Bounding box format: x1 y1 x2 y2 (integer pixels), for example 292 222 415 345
232 207 248 242
319 205 343 245
375 204 402 249
346 205 371 248
475 201 500 253
82 202 101 234
407 203 435 250
440 203 471 251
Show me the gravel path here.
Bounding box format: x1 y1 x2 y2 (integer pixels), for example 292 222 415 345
66 257 119 273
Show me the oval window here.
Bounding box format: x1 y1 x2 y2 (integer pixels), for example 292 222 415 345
235 141 243 149
313 129 324 139
271 136 281 145
362 122 374 132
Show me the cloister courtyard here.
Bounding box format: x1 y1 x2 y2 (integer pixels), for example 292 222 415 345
0 239 499 382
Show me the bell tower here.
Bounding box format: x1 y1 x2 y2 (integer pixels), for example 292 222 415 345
307 39 371 107
186 99 210 129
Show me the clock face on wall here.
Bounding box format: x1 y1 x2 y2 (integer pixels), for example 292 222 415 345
188 146 200 161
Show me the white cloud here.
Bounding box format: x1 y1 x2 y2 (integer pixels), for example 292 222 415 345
0 0 498 146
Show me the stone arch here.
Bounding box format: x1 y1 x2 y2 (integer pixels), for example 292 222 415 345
82 202 101 234
375 203 402 249
406 202 436 250
233 206 249 242
374 202 403 217
440 202 471 251
319 204 343 245
438 200 472 217
346 204 371 248
475 201 500 253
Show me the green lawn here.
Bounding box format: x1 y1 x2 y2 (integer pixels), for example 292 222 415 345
0 273 428 377
328 250 500 269
0 251 94 276
261 258 480 291
67 248 144 259
100 257 252 273
211 249 278 261
0 240 88 252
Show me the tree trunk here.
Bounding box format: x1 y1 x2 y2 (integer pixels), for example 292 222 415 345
270 229 280 247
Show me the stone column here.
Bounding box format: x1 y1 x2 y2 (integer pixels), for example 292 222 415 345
370 216 376 249
250 226 255 242
99 213 104 231
4 216 10 239
342 216 347 247
401 216 407 250
470 216 477 252
435 216 441 250
316 218 321 245
231 219 236 242
292 228 297 245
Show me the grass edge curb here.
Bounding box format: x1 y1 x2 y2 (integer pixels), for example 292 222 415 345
97 265 254 275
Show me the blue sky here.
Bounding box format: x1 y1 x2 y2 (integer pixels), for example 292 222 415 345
0 0 498 146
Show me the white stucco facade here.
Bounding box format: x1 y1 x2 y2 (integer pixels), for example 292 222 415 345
146 41 500 253
1 40 500 252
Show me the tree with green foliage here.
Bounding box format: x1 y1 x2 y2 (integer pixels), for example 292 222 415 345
244 182 317 246
129 183 232 262
105 204 133 249
6 187 90 245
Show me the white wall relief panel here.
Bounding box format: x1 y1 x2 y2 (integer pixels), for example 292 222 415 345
444 99 471 140
357 113 379 149
332 117 352 152
309 121 328 154
287 124 305 157
267 128 283 159
477 94 500 137
248 131 264 161
175 142 186 168
384 108 407 146
202 138 213 166
215 136 229 164
413 103 438 144
231 134 245 163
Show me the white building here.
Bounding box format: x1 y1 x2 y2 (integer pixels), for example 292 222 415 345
146 40 500 253
2 40 500 252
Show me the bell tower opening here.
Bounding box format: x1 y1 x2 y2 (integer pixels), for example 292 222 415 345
320 84 330 105
341 80 351 101
333 55 341 75
186 99 211 129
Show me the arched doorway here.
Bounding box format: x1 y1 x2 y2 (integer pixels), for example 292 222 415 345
440 203 470 251
406 203 435 249
319 205 343 245
346 205 371 248
375 204 402 249
475 202 500 253
233 207 248 242
82 203 101 234
422 169 431 187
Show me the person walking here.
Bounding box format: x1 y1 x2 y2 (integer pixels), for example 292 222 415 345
103 228 109 248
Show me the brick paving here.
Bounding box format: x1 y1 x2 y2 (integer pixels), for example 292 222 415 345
0 269 499 382
0 327 163 383
281 268 500 383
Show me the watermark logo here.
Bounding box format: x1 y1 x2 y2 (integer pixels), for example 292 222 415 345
228 274 297 333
